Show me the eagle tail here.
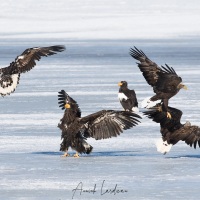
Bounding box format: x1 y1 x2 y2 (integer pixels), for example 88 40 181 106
76 139 93 154
156 138 172 154
141 96 161 108
132 106 139 113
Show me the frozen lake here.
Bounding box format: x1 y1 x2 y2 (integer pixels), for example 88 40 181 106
1 0 200 199
1 38 200 200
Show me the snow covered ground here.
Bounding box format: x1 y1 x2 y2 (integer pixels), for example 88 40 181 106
1 1 200 199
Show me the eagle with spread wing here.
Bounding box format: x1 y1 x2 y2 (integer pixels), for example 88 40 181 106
58 90 141 157
118 81 138 112
143 103 200 154
0 45 65 96
130 46 187 119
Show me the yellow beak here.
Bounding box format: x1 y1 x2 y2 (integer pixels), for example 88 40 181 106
183 85 188 90
65 103 71 109
118 82 122 86
178 83 188 90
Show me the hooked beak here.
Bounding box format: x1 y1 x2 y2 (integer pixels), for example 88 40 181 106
178 83 188 90
65 103 71 109
118 82 122 86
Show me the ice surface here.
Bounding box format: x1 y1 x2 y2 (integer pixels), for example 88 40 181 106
1 1 200 200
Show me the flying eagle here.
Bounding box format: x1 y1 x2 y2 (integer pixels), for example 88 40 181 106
0 45 65 96
118 81 138 112
58 90 141 157
129 46 187 119
143 103 200 154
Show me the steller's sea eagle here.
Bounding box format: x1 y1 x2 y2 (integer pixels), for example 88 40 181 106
118 81 138 112
143 103 200 154
129 46 187 119
0 45 65 96
58 90 141 157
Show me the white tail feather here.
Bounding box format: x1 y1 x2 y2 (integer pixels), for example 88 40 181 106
132 106 139 113
156 138 172 154
0 74 20 96
141 97 161 108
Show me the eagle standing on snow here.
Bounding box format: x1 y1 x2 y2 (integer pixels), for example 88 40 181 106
118 81 138 112
58 90 141 157
0 45 65 96
143 103 200 154
129 46 187 119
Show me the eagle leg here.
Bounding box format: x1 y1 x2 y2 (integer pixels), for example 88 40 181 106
166 112 172 119
157 106 162 112
73 152 80 158
61 152 70 157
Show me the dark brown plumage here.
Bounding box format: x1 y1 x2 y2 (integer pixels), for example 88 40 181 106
0 45 65 96
118 81 138 112
143 103 200 154
130 46 187 118
58 90 141 157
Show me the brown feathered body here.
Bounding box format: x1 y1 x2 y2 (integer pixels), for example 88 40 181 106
143 104 200 152
118 81 138 112
58 90 141 155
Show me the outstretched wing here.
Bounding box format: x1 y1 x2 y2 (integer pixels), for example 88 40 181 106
156 64 182 93
171 125 200 148
0 45 65 96
130 46 162 86
58 90 78 110
80 110 141 140
14 45 65 73
143 104 183 132
130 47 181 91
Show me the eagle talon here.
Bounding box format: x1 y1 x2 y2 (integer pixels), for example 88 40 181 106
157 106 162 112
61 153 70 157
73 153 80 158
167 112 172 119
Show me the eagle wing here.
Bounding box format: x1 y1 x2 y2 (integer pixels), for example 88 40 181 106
13 45 65 73
155 64 182 93
80 110 141 140
130 46 162 86
143 105 183 132
130 47 181 92
0 45 65 96
58 90 79 110
143 104 200 149
171 125 200 148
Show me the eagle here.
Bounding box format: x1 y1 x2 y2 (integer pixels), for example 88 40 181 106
143 103 200 154
0 45 65 96
118 81 138 112
129 46 187 119
58 90 141 157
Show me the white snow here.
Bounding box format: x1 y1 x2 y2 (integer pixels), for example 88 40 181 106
1 0 200 40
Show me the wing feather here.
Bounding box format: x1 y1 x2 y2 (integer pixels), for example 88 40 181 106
80 110 141 140
130 47 181 93
130 46 162 86
16 45 65 73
